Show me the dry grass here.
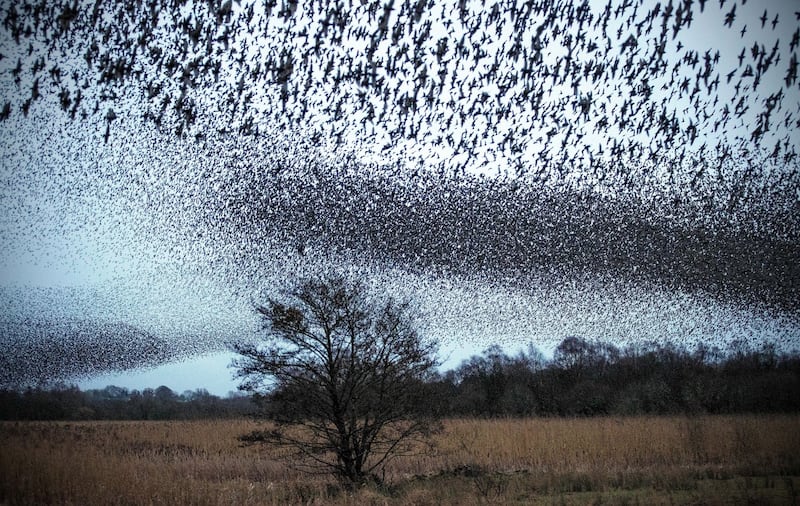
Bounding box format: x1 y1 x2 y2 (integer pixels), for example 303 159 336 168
1 415 799 505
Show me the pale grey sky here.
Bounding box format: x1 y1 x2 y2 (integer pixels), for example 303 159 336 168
2 0 799 393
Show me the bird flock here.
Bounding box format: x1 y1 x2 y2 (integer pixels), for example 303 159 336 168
1 0 798 178
0 0 799 386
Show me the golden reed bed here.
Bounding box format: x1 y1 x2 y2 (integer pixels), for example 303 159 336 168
2 415 799 505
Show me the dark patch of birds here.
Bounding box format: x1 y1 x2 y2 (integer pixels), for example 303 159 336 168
0 318 175 388
215 150 799 313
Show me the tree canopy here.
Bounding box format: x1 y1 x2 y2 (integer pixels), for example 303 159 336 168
233 276 440 484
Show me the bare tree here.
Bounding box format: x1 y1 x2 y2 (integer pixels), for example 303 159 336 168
232 276 440 484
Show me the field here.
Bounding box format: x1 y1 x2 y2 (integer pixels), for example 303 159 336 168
2 415 799 505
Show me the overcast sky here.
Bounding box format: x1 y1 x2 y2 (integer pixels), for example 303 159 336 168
2 0 799 394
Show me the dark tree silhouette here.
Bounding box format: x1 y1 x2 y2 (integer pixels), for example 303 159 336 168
232 276 440 484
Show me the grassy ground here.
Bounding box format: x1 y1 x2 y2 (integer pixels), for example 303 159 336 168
1 415 799 505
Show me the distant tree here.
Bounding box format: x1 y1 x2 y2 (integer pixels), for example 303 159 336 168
450 348 509 416
232 276 440 485
553 336 595 375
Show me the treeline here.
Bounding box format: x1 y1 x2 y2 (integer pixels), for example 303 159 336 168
0 385 252 421
423 337 800 417
2 337 799 420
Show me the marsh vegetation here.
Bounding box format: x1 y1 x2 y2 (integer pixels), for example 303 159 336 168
2 415 799 505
